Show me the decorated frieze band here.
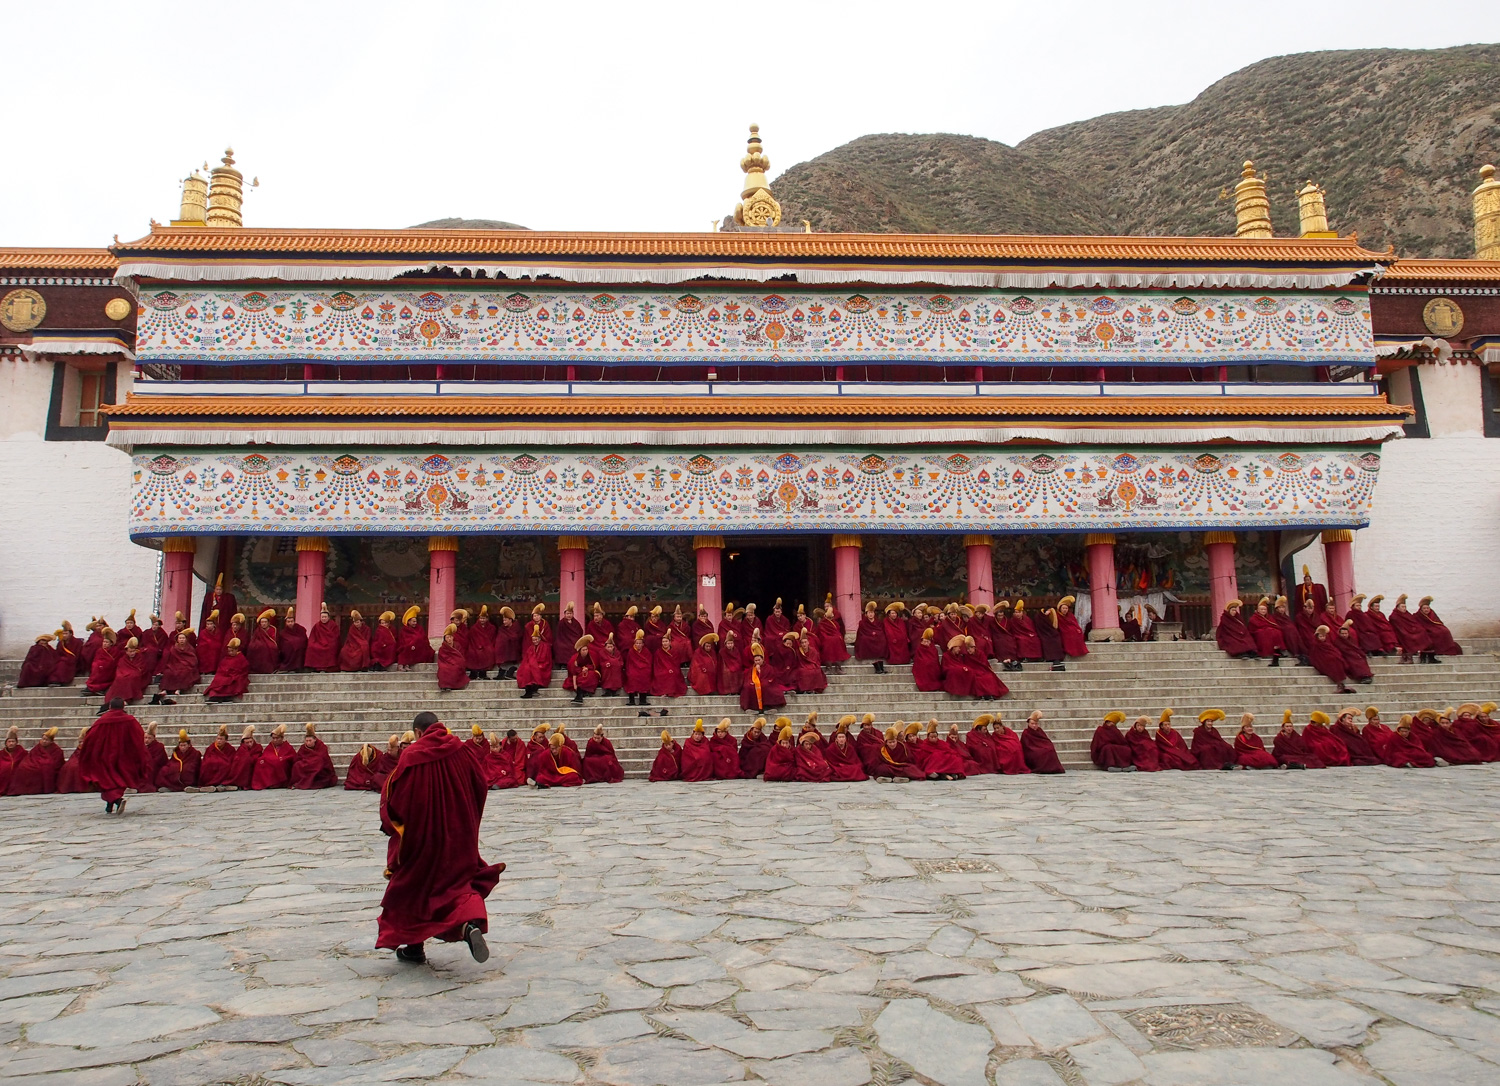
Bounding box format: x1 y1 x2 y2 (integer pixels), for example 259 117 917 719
129 444 1380 536
133 286 1374 367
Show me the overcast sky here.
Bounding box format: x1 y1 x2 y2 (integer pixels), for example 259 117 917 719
6 0 1499 246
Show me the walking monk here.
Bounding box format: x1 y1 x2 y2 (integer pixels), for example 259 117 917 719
77 697 148 815
377 711 503 965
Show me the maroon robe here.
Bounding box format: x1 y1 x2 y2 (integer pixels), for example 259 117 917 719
1457 717 1500 762
1248 611 1285 656
199 739 236 787
437 641 470 690
251 738 296 789
1337 632 1372 680
1216 610 1258 656
1429 724 1484 765
528 743 582 787
1418 608 1463 655
1273 727 1324 768
764 741 796 782
516 638 554 689
565 651 600 694
1125 726 1161 771
872 737 923 780
1307 634 1348 685
817 616 849 664
1295 580 1328 616
306 617 341 671
246 624 279 674
1383 730 1435 768
159 641 201 693
487 738 527 789
708 732 740 779
196 625 224 674
649 741 681 782
587 614 616 649
494 618 522 665
398 623 435 666
231 736 263 789
1387 606 1429 653
987 726 1027 774
826 735 867 781
465 618 497 672
884 614 912 664
1294 608 1322 655
1303 723 1352 767
940 649 973 698
205 652 250 699
583 735 625 784
81 627 103 668
554 614 584 666
679 735 714 782
1021 723 1064 773
85 643 119 694
717 640 744 696
855 615 888 660
200 588 237 634
1010 611 1043 660
9 739 64 795
1058 612 1089 657
1233 731 1278 768
739 729 771 777
1367 608 1400 652
599 640 624 691
1191 723 1237 769
740 664 786 712
278 621 308 671
1363 720 1396 760
1090 723 1133 769
668 620 693 666
1348 608 1382 653
291 737 338 788
369 624 396 668
138 626 168 678
340 623 372 671
1272 611 1303 657
912 640 943 692
689 642 719 695
1332 722 1380 766
1155 727 1199 770
106 651 150 703
56 740 87 794
964 729 998 775
795 741 834 783
790 640 827 693
345 749 380 791
17 643 58 688
990 613 1020 662
377 724 501 949
650 646 687 698
918 735 968 777
77 708 148 803
155 744 202 791
624 643 653 695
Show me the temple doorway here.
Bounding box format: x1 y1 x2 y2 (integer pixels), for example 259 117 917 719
721 540 816 619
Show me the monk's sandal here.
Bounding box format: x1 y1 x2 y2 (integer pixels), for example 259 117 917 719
395 944 427 964
463 923 489 963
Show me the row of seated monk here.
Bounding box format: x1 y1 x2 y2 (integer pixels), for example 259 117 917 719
1088 703 1499 772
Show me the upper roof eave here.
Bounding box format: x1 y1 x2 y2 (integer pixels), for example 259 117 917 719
1377 258 1500 283
0 247 119 274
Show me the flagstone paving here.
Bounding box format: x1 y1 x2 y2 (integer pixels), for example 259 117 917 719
3 767 1500 1084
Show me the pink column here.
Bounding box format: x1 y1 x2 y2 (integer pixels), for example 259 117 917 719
295 537 328 627
694 536 724 618
427 536 458 640
1204 532 1239 624
1322 530 1356 614
159 538 196 627
831 535 863 633
558 536 587 615
964 534 994 608
1085 533 1122 641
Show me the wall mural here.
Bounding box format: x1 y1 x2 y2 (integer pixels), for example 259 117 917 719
133 285 1374 368
130 444 1381 537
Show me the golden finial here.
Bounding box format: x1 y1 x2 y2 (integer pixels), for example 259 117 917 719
205 147 245 228
1476 164 1500 260
734 124 782 228
172 168 209 226
1233 161 1272 239
1296 180 1335 238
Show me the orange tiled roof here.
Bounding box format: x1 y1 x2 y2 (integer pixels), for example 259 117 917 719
111 226 1392 266
0 248 118 272
105 393 1409 421
1380 258 1500 282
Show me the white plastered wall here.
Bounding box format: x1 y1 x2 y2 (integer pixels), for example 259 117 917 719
0 358 161 659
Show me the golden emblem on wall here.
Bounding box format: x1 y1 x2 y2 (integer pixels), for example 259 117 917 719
1422 296 1464 337
0 288 47 332
104 297 133 321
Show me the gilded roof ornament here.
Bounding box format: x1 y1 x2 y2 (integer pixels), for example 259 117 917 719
1296 180 1335 238
1232 161 1272 239
734 124 782 228
1476 164 1500 261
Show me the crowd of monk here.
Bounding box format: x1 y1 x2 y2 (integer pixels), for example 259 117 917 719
1214 574 1462 693
1087 702 1500 771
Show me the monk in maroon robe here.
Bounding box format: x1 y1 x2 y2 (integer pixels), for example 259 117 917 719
485 731 526 789
3 731 29 795
199 725 236 788
1331 709 1380 765
77 699 147 813
1247 598 1286 659
1455 704 1500 762
1125 718 1161 771
436 625 469 691
855 716 884 771
334 611 369 671
689 633 720 696
304 605 340 671
516 629 554 698
1215 601 1260 659
911 628 943 692
1272 715 1323 768
738 718 770 777
963 716 998 774
252 725 296 789
588 603 616 650
1233 715 1278 768
1294 568 1328 617
668 606 693 668
855 602 888 664
624 630 654 705
815 608 848 667
360 611 392 670
106 638 152 704
794 731 834 782
593 632 622 695
1294 598 1322 659
649 731 681 782
883 603 912 665
1057 597 1089 658
246 610 280 674
159 631 201 695
716 632 743 696
1307 625 1354 694
583 725 624 784
139 722 167 789
764 724 797 782
651 632 688 698
1345 595 1383 654
156 730 201 791
397 607 435 667
1010 601 1043 661
1429 712 1485 765
564 638 601 704
707 719 739 779
1303 712 1352 767
789 630 827 694
56 728 88 794
1190 709 1237 769
1271 597 1304 660
679 721 714 782
918 721 968 779
493 607 521 677
345 744 381 791
231 726 262 789
464 606 497 678
139 615 169 678
8 727 63 795
1336 623 1373 683
1091 712 1135 770
1019 712 1064 773
205 638 250 701
17 635 58 688
85 630 120 694
870 724 923 781
1153 715 1198 770
826 723 867 781
740 653 785 713
1387 595 1428 660
289 723 337 788
1361 708 1396 760
81 618 104 670
376 712 500 964
276 606 308 671
199 575 236 634
553 603 584 666
1416 596 1462 659
1383 717 1436 768
1365 595 1400 653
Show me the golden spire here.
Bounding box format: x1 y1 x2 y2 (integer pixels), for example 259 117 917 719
206 148 245 228
1476 164 1500 260
1233 161 1272 238
172 166 209 226
1296 180 1335 238
734 124 782 228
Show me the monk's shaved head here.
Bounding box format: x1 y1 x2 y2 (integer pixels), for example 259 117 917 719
412 711 440 734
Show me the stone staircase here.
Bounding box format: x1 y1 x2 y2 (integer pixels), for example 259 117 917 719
3 640 1498 779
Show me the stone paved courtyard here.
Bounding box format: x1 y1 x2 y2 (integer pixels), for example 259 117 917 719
4 769 1500 1086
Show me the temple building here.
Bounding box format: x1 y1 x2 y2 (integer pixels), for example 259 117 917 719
2 135 1498 656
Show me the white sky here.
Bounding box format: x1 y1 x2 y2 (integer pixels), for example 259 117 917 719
5 0 1499 246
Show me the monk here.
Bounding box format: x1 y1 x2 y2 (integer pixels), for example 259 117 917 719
56 727 88 794
917 720 967 779
1247 597 1286 661
1336 622 1373 684
883 602 912 665
649 730 681 782
139 615 169 678
80 618 104 670
159 630 201 696
1383 716 1436 768
1010 601 1043 661
554 602 584 667
740 649 786 714
231 725 263 789
1307 625 1355 694
912 628 943 692
855 601 888 668
204 638 250 701
277 606 308 672
1125 717 1161 771
85 629 120 694
139 722 167 789
1428 710 1485 765
1331 708 1380 766
1021 711 1065 773
436 624 469 691
199 725 237 789
707 719 740 780
397 607 434 668
680 720 715 782
668 605 693 668
795 730 834 783
1271 596 1304 662
587 602 616 649
291 723 338 788
339 611 372 671
346 744 382 791
8 727 63 795
1295 566 1328 616
815 607 848 669
1344 594 1383 654
1362 706 1396 761
107 637 151 704
1215 600 1260 660
1190 709 1238 770
251 724 297 789
1294 598 1322 658
1233 714 1279 768
871 723 923 782
516 628 554 698
199 574 236 635
1154 712 1198 770
304 605 340 672
826 721 867 781
196 611 224 674
731 717 766 777
978 716 1023 775
246 610 280 674
1056 596 1089 658
1365 595 1400 654
77 698 148 814
1388 595 1429 662
486 731 526 789
1091 711 1135 771
17 635 58 688
565 636 601 704
651 630 688 698
583 724 624 784
1455 703 1500 762
764 724 797 782
625 630 654 707
688 633 719 696
1272 712 1322 768
1302 711 1352 767
1416 596 1462 660
964 715 998 774
155 729 201 791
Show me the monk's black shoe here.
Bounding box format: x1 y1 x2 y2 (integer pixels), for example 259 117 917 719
874 661 886 674
462 922 489 963
395 944 427 964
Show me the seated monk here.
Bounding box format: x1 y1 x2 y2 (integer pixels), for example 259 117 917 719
251 724 296 789
946 722 982 776
1362 707 1395 761
795 730 834 783
826 720 868 782
463 724 490 766
85 629 120 694
245 610 279 675
1056 596 1089 659
1308 625 1355 694
231 725 262 789
107 637 151 705
583 725 624 784
689 633 720 696
551 723 583 773
1336 622 1373 684
1453 703 1500 762
290 723 337 788
1272 711 1323 768
370 611 398 671
764 723 797 782
436 624 469 691
872 723 923 782
912 628 943 692
854 601 889 666
854 713 884 774
158 631 201 695
1365 595 1401 654
1125 717 1161 771
738 717 771 778
8 727 64 795
397 606 435 668
530 732 584 787
1190 709 1238 770
56 727 89 794
1154 712 1199 771
486 731 526 789
1233 714 1279 768
141 722 167 789
648 730 681 782
680 719 715 782
1384 716 1437 768
1302 711 1352 767
1215 600 1260 660
1416 595 1462 661
798 711 827 752
204 638 250 702
1409 707 1439 749
918 720 967 780
0 728 26 793
156 729 202 791
716 631 742 697
306 604 341 672
740 650 786 714
565 637 601 705
789 630 827 694
1021 711 1065 774
516 628 554 698
1091 711 1135 771
964 715 999 775
649 631 687 699
1331 708 1380 765
1247 597 1286 661
989 715 1030 775
17 634 58 689
345 743 382 791
708 719 740 780
940 635 973 698
339 611 372 671
1428 708 1485 765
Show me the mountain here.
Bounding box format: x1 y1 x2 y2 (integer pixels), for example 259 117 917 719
409 217 528 230
772 45 1500 257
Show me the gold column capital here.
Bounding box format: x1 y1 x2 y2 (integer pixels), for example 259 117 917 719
162 537 197 554
428 535 459 553
295 536 329 553
1321 529 1354 544
1083 533 1116 546
1203 531 1237 546
556 535 589 552
831 534 863 549
692 535 725 550
961 534 993 548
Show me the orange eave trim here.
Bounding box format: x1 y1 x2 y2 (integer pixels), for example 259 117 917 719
0 248 118 273
1380 258 1500 282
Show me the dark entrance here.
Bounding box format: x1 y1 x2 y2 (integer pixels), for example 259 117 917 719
722 541 815 619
